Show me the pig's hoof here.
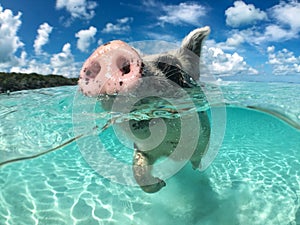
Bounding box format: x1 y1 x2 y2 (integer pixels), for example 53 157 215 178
140 178 166 193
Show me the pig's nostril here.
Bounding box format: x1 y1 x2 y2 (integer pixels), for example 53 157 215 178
85 61 101 78
86 70 91 76
117 57 131 75
121 64 130 75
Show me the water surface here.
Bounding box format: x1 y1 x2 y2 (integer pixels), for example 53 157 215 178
0 81 299 225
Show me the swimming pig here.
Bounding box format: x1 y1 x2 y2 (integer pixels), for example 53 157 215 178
78 26 211 193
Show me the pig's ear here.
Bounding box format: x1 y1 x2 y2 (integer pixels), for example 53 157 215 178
175 26 210 81
181 26 210 57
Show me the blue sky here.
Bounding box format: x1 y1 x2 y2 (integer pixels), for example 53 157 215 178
0 0 300 82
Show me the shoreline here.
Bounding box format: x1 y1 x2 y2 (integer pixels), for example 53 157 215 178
0 72 78 93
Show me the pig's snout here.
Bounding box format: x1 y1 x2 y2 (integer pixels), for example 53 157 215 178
79 40 142 96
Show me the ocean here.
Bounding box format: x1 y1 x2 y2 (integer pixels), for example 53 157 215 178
0 81 299 225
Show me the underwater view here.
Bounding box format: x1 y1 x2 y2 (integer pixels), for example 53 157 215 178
0 81 299 225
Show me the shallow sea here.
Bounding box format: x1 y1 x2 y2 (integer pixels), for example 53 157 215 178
0 81 300 225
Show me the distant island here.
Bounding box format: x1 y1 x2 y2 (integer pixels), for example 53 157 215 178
0 72 78 93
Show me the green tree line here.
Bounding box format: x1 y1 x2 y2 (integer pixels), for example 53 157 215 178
0 72 78 93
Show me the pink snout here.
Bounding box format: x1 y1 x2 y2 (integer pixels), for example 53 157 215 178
78 40 142 96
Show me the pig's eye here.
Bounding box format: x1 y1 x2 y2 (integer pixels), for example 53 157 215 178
156 55 182 73
155 56 194 88
117 57 131 75
157 62 174 74
155 55 182 77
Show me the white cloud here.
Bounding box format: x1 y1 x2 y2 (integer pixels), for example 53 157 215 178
50 43 79 77
216 23 296 52
225 1 267 28
75 26 97 52
263 25 296 42
267 45 275 53
267 46 300 75
159 2 206 26
225 33 245 47
246 1 300 44
50 43 73 68
11 43 80 78
146 32 178 42
102 17 133 34
270 1 300 32
202 46 258 76
117 17 132 24
222 1 300 47
206 33 246 51
97 38 103 46
34 23 53 55
56 0 97 20
11 59 53 75
141 0 159 8
0 5 24 68
141 1 206 26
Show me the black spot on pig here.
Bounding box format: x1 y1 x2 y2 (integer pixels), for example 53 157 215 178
139 62 145 74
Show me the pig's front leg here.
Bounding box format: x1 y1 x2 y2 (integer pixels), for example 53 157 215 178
133 145 166 193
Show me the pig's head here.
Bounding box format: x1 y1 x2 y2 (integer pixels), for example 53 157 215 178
78 26 210 96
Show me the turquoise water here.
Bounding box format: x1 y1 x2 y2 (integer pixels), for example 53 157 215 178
0 81 300 225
